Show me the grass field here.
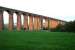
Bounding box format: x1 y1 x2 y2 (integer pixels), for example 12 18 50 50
0 31 75 50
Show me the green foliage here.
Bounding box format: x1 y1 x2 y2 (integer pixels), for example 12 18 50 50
50 24 64 32
64 20 75 32
43 27 49 30
51 20 75 32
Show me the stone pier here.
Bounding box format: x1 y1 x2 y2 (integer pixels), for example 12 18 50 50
16 12 21 31
23 14 28 31
0 10 3 31
8 11 14 31
29 14 34 31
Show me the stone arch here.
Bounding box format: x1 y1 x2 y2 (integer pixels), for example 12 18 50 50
13 13 17 30
3 11 9 30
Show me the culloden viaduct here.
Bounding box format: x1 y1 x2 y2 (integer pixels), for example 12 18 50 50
0 6 66 31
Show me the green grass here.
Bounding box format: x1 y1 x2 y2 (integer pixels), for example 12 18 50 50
0 31 75 50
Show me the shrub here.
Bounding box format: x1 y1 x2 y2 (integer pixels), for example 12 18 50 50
64 20 75 32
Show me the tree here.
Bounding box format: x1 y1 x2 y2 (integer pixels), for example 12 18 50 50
64 20 75 32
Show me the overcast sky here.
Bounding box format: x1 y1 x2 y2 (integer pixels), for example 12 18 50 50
0 0 75 23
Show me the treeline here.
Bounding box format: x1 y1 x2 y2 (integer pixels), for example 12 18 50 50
51 20 75 32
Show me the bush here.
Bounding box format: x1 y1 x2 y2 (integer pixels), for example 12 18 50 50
43 27 49 30
64 20 75 32
51 24 64 32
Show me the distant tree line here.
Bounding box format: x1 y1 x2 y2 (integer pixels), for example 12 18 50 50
51 20 75 32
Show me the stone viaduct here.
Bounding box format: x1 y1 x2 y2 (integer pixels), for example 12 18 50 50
0 6 66 31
